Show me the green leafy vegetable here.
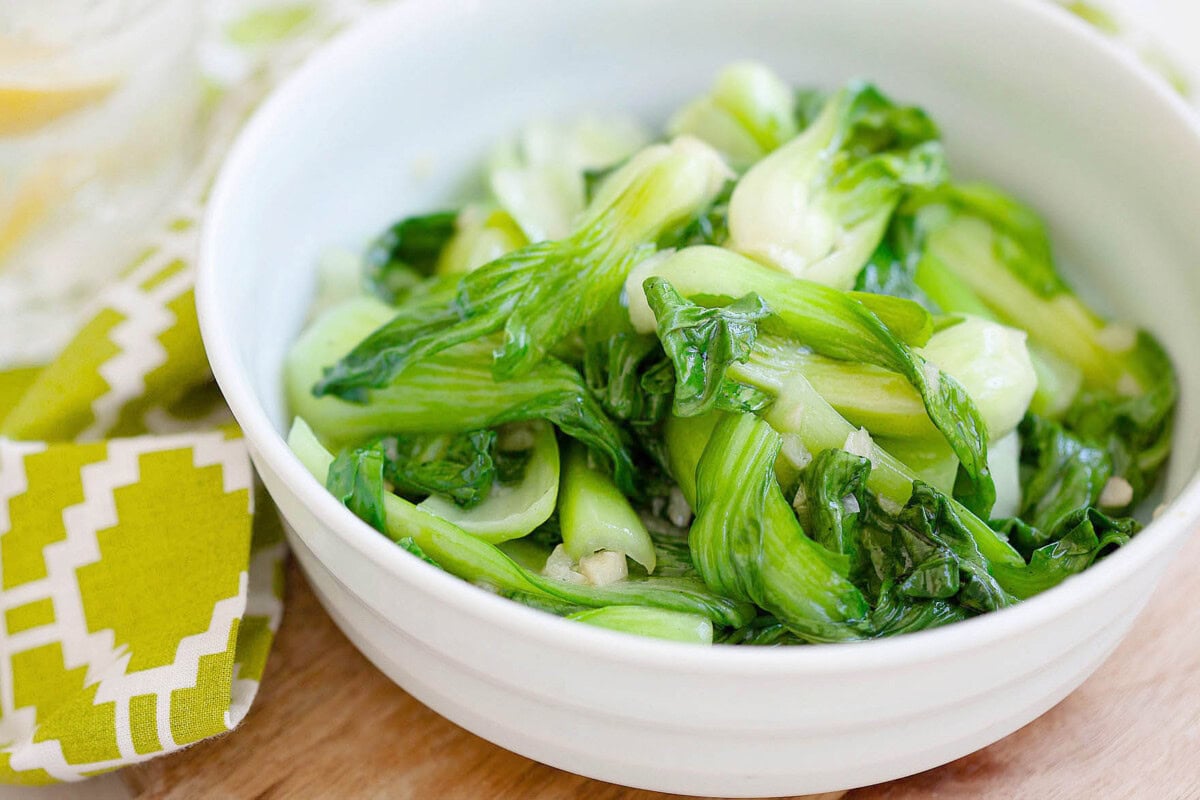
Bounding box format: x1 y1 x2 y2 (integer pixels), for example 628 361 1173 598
326 441 388 533
418 422 559 543
567 605 714 644
854 240 939 310
644 277 771 416
691 413 871 641
800 450 1016 618
992 508 1137 598
289 418 753 628
656 179 734 249
739 315 1035 444
286 298 635 491
285 71 1176 646
884 483 1015 612
631 248 996 517
727 83 946 288
747 371 1024 569
1063 332 1176 506
798 448 871 564
684 415 1016 641
904 183 1160 395
1015 414 1113 537
897 182 1177 506
582 299 674 428
668 62 798 170
559 444 657 572
364 211 458 303
314 138 730 396
376 429 499 508
757 374 1135 600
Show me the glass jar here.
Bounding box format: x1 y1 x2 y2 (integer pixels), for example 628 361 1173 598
0 0 202 366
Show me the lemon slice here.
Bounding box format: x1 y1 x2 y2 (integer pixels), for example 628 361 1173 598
0 81 115 136
0 163 69 264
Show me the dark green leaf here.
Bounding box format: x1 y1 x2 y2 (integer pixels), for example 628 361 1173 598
395 536 441 567
378 429 499 508
797 448 871 562
993 508 1137 598
582 303 674 428
644 277 770 416
292 409 753 629
798 449 1003 628
854 239 941 312
729 82 945 289
718 615 804 646
494 446 533 485
905 183 1064 299
691 414 871 642
1063 331 1176 506
317 145 718 396
839 82 942 158
656 180 734 249
867 582 970 636
644 247 995 517
314 329 638 495
1014 414 1113 544
892 483 1014 613
314 243 547 399
364 211 458 303
326 442 388 532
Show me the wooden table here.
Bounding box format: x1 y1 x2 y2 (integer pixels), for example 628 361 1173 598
125 533 1200 799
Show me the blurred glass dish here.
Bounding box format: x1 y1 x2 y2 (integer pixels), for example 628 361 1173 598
0 0 201 367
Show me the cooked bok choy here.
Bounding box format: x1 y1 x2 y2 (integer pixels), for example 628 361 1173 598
285 64 1176 646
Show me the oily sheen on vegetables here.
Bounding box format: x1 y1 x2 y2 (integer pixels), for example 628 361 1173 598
285 63 1176 645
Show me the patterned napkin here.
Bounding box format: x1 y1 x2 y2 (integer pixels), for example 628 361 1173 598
0 0 1188 786
0 0 373 783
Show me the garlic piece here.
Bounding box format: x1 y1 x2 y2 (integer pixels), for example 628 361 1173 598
578 550 628 586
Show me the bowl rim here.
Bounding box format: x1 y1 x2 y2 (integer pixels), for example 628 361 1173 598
198 0 1200 674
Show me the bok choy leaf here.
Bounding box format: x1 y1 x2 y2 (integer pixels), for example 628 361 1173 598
727 83 946 289
634 254 996 517
286 298 636 491
313 137 731 397
289 418 754 628
668 62 798 170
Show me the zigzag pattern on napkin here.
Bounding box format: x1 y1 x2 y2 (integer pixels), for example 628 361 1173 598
0 433 280 784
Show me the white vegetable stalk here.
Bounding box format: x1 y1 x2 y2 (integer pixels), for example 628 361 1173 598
558 445 657 573
726 96 843 280
489 115 651 242
435 207 526 276
418 422 560 544
988 431 1022 518
585 136 733 244
668 61 798 170
920 316 1038 441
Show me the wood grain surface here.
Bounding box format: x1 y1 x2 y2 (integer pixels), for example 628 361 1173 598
124 532 1200 800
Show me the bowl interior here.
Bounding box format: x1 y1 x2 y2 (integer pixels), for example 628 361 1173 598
204 0 1200 554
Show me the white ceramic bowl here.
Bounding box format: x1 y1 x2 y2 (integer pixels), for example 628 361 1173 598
198 1 1200 795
